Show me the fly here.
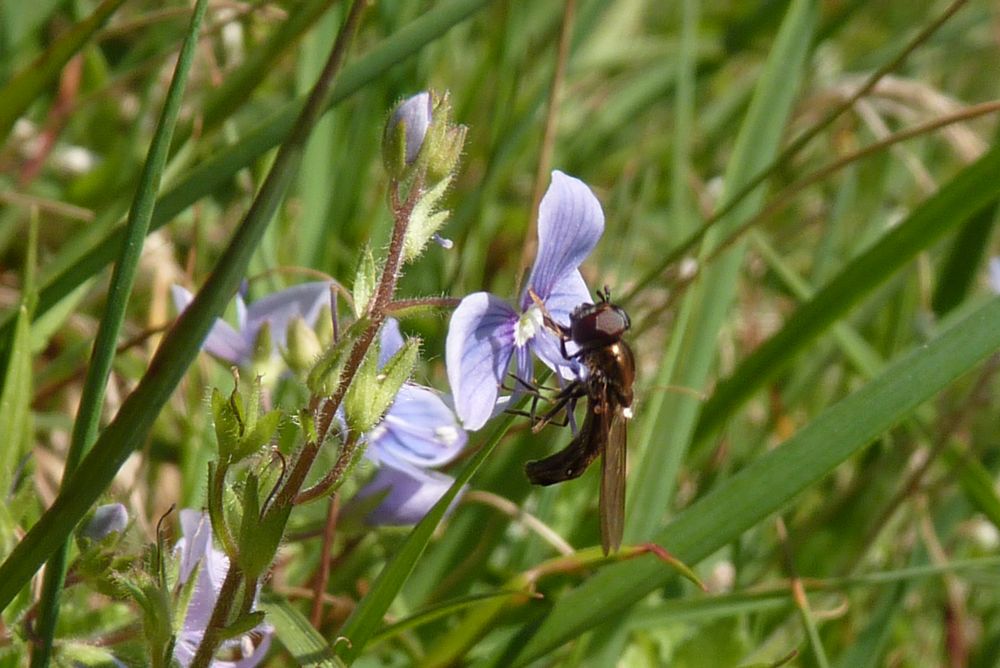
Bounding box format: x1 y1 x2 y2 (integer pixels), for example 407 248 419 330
525 287 634 554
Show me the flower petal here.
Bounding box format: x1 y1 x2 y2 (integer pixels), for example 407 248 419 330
521 171 604 308
990 257 1000 294
367 384 466 468
245 282 331 349
354 460 460 525
390 91 432 165
379 318 405 367
82 503 128 540
176 509 213 585
541 270 592 327
171 285 251 365
446 293 519 430
173 510 272 668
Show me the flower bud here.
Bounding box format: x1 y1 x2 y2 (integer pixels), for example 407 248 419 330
283 315 322 375
314 303 334 347
251 320 273 370
82 503 128 540
383 91 432 177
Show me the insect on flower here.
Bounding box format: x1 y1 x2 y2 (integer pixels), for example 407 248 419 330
524 287 634 555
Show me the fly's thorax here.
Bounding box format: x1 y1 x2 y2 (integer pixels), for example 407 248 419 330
581 340 635 408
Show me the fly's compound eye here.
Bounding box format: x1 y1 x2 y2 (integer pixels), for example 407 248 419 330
570 303 631 348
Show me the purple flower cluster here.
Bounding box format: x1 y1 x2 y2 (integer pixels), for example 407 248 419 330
446 171 605 430
171 281 331 370
176 286 465 526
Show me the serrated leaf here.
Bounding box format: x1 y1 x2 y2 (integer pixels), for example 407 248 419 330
236 409 283 461
403 175 452 262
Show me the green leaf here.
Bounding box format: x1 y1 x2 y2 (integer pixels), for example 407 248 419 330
0 303 33 499
404 175 453 262
0 213 34 509
212 388 243 460
343 335 419 436
509 296 1000 664
260 591 345 668
944 442 1000 530
238 409 283 461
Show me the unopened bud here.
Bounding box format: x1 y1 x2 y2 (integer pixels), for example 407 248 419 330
314 303 334 347
383 92 432 176
283 316 322 375
83 503 128 540
251 320 273 369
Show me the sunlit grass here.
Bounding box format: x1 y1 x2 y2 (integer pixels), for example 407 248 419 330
2 1 1000 665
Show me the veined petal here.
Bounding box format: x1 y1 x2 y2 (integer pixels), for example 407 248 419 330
542 270 592 328
245 281 331 349
368 384 466 468
531 329 581 381
522 171 604 308
176 509 213 585
171 285 252 365
355 460 460 526
446 292 518 430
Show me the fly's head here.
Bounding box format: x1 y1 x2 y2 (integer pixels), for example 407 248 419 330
569 288 631 352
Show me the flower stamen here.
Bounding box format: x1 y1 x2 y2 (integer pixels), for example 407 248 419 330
515 306 545 348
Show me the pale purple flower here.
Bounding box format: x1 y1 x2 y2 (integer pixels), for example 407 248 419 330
989 258 1000 294
352 463 458 525
173 510 272 668
446 171 604 430
352 319 467 525
171 282 331 368
388 92 432 165
82 503 128 540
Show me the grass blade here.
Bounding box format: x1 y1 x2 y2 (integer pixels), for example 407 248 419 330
0 0 365 614
29 2 211 663
694 143 1000 447
625 0 819 542
0 216 36 503
511 295 1000 664
260 592 344 668
335 414 515 663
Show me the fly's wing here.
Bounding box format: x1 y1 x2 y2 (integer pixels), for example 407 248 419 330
525 406 602 485
599 407 627 554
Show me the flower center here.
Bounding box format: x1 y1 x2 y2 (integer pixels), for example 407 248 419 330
514 305 545 347
434 425 460 446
